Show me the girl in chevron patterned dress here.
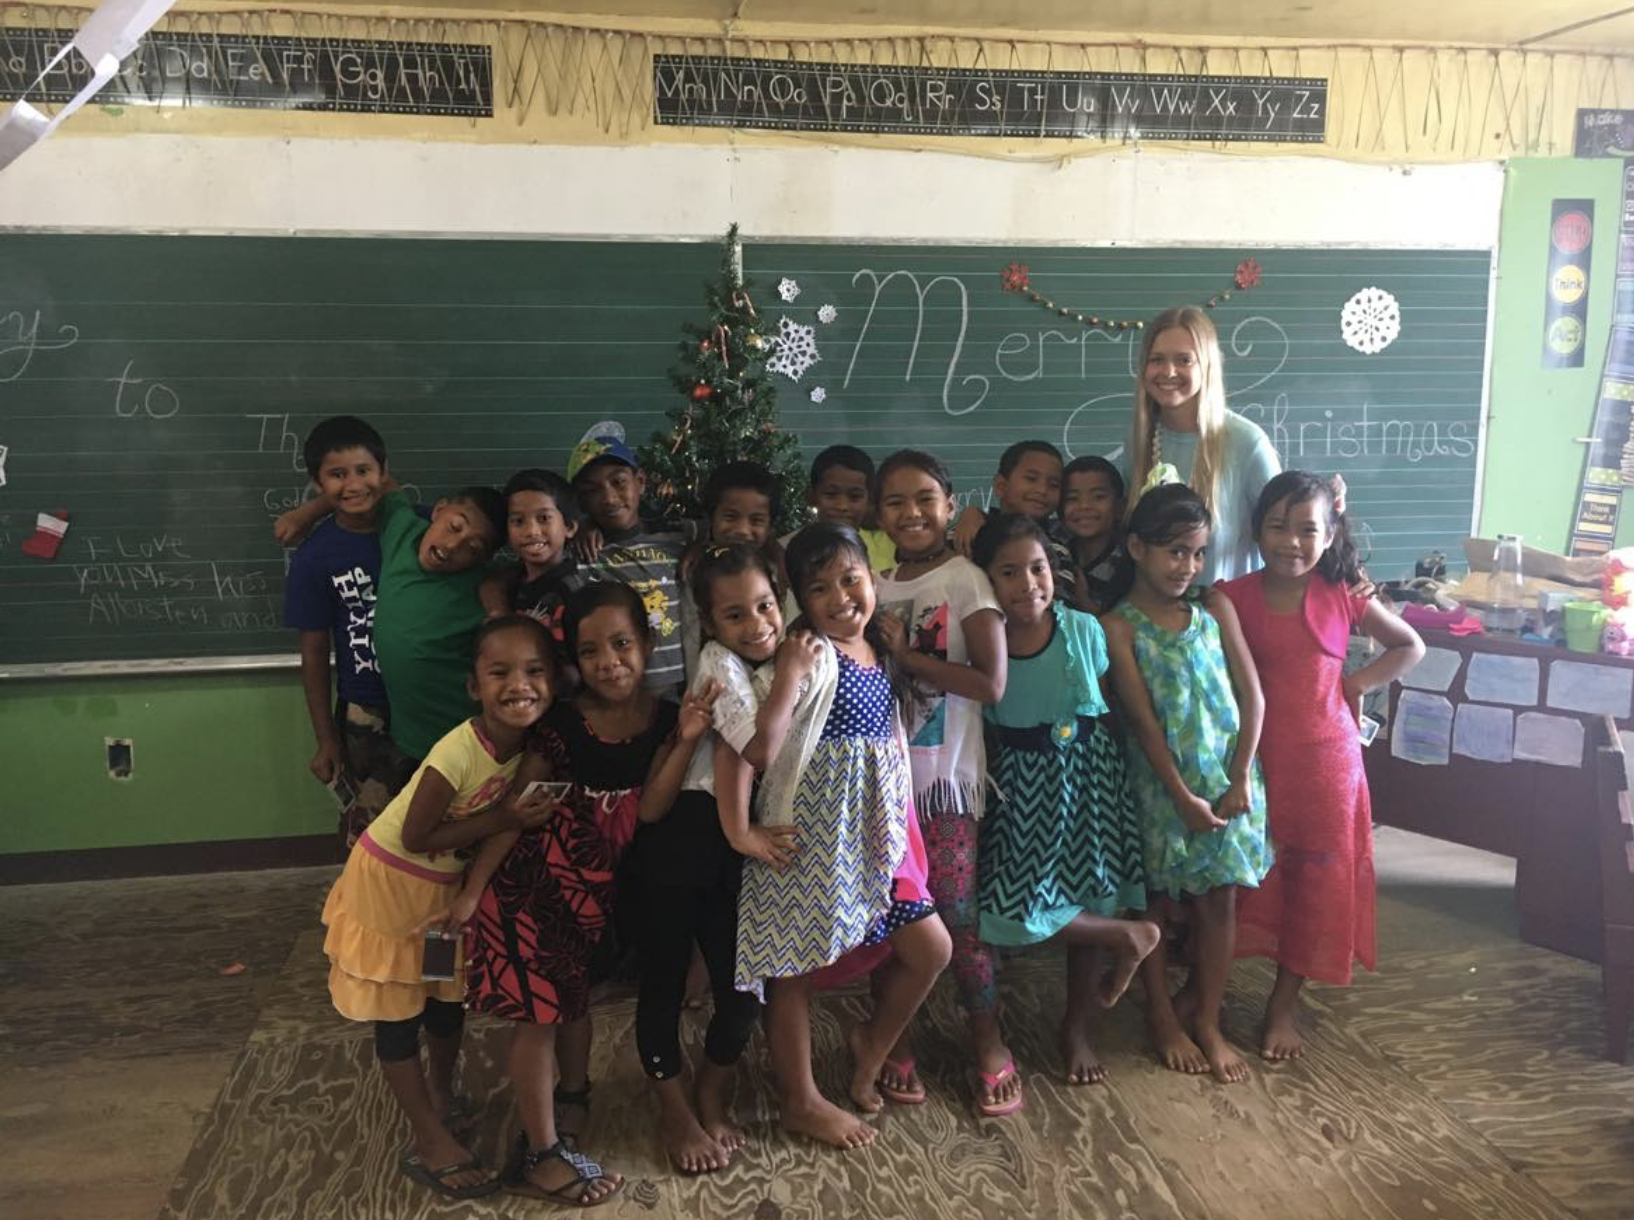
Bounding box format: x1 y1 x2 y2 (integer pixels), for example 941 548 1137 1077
725 522 951 1150
1103 482 1271 1087
971 514 1160 1087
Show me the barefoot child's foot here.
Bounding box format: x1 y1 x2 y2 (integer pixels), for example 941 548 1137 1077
1260 1006 1304 1061
781 1093 878 1149
1060 1020 1107 1086
1195 1025 1251 1085
1148 1011 1210 1075
695 1060 748 1155
655 1079 728 1174
846 1023 886 1113
1100 921 1162 1007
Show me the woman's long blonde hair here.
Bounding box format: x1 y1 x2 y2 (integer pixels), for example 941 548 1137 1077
1127 306 1228 520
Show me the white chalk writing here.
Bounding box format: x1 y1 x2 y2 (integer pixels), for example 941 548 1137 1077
0 309 79 382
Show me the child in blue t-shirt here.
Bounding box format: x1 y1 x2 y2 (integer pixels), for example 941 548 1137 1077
282 416 417 847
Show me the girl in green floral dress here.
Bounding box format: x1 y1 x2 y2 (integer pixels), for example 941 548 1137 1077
1102 482 1271 1086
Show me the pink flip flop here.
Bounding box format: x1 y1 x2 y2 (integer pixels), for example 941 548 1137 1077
877 1055 927 1105
975 1057 1025 1118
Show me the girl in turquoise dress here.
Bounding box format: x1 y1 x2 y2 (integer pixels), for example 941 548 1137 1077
1102 482 1271 1086
972 514 1160 1087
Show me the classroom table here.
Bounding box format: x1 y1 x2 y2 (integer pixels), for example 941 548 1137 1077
1365 626 1634 962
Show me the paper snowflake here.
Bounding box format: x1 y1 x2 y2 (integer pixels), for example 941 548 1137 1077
1340 287 1400 355
777 277 801 303
817 304 837 324
810 386 828 403
768 316 821 382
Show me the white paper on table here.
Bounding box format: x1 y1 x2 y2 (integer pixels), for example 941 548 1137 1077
1391 690 1453 766
1399 646 1462 692
1463 653 1540 706
1545 660 1633 718
1512 712 1585 768
1452 703 1514 763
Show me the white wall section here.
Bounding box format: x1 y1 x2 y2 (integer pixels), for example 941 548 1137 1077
0 135 1502 248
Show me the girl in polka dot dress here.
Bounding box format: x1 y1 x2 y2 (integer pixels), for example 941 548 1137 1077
723 523 951 1150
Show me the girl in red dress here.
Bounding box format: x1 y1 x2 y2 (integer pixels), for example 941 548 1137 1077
452 583 694 1206
1218 471 1423 1060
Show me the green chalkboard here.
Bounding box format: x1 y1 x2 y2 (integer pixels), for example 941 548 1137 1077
747 242 1491 586
0 233 719 668
0 234 1491 670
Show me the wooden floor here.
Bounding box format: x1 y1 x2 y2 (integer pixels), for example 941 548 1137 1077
3 827 1631 1220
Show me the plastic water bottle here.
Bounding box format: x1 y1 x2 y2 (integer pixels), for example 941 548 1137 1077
1489 533 1525 633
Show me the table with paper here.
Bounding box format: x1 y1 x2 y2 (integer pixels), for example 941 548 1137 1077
1367 628 1634 961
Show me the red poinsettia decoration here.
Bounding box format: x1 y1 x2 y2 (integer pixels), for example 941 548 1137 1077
1001 262 1031 294
1234 258 1263 290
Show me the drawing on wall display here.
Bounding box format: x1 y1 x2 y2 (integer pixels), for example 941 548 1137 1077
1452 703 1514 763
1340 287 1401 355
1513 712 1586 767
1463 653 1540 706
1392 691 1454 766
1399 646 1462 692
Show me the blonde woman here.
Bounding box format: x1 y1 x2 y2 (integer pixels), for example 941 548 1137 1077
1126 307 1281 585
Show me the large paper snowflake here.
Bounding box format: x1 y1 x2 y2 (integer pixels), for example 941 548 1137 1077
777 277 801 303
768 316 821 382
1340 287 1401 355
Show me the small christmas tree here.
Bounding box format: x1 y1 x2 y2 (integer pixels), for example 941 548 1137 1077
639 224 807 536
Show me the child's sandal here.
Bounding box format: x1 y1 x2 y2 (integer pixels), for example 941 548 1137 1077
507 1140 623 1207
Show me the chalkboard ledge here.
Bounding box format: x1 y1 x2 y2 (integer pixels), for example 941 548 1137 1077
0 654 300 681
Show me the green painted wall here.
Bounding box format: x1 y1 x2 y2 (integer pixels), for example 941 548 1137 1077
4 158 1631 860
1480 157 1629 551
0 671 329 854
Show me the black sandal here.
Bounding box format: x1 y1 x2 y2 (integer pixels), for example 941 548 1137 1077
506 1140 623 1207
398 1150 500 1200
554 1082 592 1150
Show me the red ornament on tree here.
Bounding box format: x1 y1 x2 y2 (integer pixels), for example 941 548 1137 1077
699 338 713 352
691 383 715 401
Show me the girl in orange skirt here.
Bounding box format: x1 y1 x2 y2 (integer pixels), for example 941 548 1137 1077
321 615 558 1200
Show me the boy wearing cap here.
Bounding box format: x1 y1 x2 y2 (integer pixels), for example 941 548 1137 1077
568 434 696 697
